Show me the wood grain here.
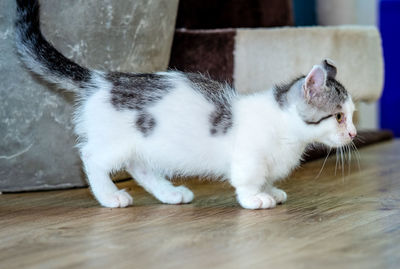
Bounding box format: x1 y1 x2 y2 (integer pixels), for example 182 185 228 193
1 140 400 269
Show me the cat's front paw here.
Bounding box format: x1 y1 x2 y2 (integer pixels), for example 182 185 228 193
97 189 133 208
157 185 194 204
238 193 277 210
270 187 287 204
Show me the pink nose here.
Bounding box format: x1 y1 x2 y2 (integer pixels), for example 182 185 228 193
349 131 357 139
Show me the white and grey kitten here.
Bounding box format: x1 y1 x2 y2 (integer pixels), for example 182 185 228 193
15 0 356 209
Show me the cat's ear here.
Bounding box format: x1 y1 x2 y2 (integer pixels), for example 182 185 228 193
322 59 337 79
304 65 326 102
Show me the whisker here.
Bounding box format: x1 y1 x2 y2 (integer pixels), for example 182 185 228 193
347 144 352 176
315 147 332 179
355 134 366 143
335 149 339 176
351 141 361 171
340 146 345 181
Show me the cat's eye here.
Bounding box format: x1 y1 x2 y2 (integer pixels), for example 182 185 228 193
336 112 344 123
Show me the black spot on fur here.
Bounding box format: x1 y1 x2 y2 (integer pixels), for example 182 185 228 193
186 73 235 135
186 73 223 99
274 76 305 107
323 59 337 79
209 107 233 135
136 113 156 136
326 78 348 104
108 72 170 135
109 71 235 136
108 72 171 111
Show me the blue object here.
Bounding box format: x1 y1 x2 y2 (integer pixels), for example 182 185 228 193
379 0 400 137
292 0 316 26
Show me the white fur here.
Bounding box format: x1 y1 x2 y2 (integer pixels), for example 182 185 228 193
74 70 356 209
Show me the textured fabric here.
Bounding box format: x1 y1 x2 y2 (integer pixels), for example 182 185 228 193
169 29 236 84
234 26 384 102
169 26 383 102
175 0 293 29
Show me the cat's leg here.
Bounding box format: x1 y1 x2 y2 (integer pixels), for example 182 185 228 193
264 182 287 204
82 148 133 208
270 187 287 204
230 157 276 209
127 163 194 204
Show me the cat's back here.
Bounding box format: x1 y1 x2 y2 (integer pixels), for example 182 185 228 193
95 71 235 112
78 71 237 176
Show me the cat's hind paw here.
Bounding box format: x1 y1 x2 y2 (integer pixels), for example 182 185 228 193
238 193 277 210
97 189 133 208
270 187 287 204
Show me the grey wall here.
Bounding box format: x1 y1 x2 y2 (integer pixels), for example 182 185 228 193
0 0 179 192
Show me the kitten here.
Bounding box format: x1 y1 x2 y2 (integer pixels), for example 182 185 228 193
15 0 357 209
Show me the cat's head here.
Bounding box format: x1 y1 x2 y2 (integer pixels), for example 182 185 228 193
297 59 357 147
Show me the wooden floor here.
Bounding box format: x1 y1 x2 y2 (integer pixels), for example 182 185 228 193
1 140 400 269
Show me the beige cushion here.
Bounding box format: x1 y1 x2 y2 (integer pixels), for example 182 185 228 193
234 26 383 102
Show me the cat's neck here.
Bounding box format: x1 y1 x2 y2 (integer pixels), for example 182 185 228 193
235 89 319 147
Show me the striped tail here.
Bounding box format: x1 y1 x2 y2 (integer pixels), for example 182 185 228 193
15 0 92 92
